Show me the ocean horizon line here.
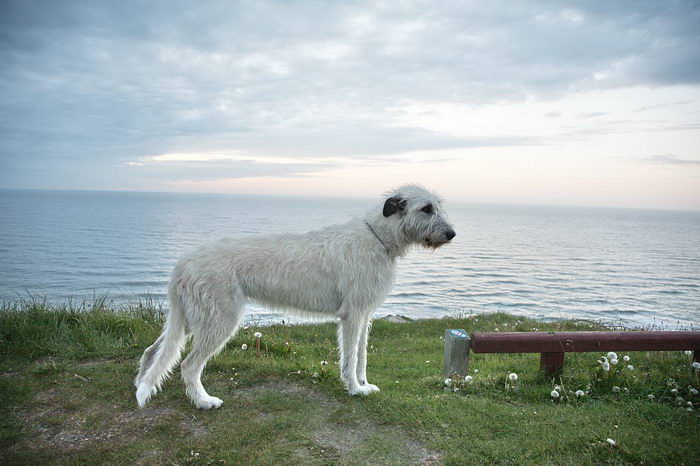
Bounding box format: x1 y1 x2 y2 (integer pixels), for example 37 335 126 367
2 187 699 215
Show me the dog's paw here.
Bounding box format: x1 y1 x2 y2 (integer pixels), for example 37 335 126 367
358 380 381 393
194 395 224 410
363 383 380 393
349 384 379 396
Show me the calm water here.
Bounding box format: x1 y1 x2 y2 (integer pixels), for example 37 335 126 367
1 190 699 327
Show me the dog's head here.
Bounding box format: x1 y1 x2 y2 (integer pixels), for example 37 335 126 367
382 184 456 249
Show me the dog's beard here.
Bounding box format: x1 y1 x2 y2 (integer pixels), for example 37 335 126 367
422 237 447 249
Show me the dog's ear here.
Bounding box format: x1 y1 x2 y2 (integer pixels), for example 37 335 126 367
383 196 407 217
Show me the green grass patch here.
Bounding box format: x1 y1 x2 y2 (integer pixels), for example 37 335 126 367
1 303 698 464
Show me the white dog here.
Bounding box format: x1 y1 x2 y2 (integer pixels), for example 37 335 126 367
135 184 455 409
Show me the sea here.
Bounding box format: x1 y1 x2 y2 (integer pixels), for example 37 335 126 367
1 190 698 328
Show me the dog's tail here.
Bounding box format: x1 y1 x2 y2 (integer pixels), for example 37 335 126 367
135 279 188 408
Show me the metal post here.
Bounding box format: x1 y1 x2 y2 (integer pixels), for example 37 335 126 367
444 329 471 377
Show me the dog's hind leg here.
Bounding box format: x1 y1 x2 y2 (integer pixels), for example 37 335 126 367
180 287 244 409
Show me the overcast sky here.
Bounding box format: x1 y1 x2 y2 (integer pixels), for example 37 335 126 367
1 0 699 209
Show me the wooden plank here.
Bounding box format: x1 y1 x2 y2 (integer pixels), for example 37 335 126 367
540 352 565 377
443 329 471 377
470 331 700 354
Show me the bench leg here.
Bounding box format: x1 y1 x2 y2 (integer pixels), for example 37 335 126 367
540 352 565 377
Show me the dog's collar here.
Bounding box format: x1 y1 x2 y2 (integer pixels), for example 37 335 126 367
364 221 391 255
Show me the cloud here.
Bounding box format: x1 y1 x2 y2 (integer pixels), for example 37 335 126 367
641 155 700 166
634 100 695 113
1 0 699 193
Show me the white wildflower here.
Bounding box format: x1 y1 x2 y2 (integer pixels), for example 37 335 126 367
464 375 473 384
554 384 561 391
321 360 328 366
444 378 452 387
508 373 518 382
575 390 585 398
688 401 693 407
606 438 616 447
623 355 630 362
647 394 655 400
612 386 621 393
607 352 618 361
685 350 693 356
254 332 262 338
692 362 700 371
241 343 248 351
627 365 634 371
550 390 560 399
473 369 479 374
671 388 679 394
690 388 699 396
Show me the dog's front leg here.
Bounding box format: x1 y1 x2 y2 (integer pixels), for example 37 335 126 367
356 313 379 393
338 312 376 396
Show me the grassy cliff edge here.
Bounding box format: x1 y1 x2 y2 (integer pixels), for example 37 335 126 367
1 302 698 464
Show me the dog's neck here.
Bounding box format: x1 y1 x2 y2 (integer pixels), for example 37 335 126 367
364 214 409 259
364 221 391 255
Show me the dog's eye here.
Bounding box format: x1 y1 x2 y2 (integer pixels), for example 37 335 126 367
421 204 433 214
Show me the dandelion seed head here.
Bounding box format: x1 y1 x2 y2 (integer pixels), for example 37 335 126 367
648 394 655 400
254 332 262 339
607 352 618 361
575 390 585 397
671 388 679 394
611 358 619 365
685 350 693 356
623 355 630 362
692 362 700 371
602 361 610 371
606 438 616 447
690 388 699 396
508 373 518 382
550 390 560 399
464 375 473 384
241 343 248 351
627 365 634 371
444 378 452 387
612 386 621 393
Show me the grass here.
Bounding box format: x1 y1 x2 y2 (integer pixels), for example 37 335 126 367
1 301 699 465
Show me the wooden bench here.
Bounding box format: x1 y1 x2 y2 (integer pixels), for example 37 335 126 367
443 329 700 377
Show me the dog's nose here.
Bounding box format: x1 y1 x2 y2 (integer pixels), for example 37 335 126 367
445 229 456 241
